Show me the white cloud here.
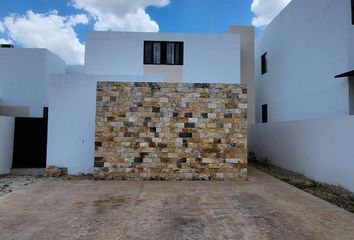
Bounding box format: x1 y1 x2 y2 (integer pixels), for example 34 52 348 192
71 0 170 32
0 1 169 64
0 38 12 44
67 14 89 26
1 11 88 65
251 0 292 28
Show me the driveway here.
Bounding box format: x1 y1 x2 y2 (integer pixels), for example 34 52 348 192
0 167 353 240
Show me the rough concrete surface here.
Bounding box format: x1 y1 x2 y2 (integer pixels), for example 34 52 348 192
249 159 354 213
0 167 353 240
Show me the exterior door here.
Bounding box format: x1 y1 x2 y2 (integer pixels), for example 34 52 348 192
12 117 48 168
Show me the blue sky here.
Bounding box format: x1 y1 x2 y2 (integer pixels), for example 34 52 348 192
0 0 291 64
146 0 253 33
0 0 255 42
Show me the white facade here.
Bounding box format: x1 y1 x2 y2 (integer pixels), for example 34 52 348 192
252 0 354 192
85 31 241 84
0 29 251 175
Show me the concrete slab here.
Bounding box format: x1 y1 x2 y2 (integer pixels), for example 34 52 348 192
10 168 45 176
0 167 353 240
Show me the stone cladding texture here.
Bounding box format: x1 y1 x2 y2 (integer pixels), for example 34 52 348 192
95 82 247 180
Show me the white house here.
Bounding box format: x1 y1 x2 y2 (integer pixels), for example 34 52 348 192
0 47 65 174
250 0 354 192
0 27 255 175
0 48 66 118
85 31 241 83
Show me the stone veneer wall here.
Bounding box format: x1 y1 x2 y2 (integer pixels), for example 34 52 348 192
94 82 247 180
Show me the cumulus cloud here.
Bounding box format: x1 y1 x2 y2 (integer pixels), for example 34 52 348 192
0 1 169 64
67 14 90 26
0 38 12 44
1 11 88 64
251 0 292 28
71 0 170 32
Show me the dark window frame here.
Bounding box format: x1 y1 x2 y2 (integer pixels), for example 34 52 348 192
262 104 268 123
261 52 268 75
144 41 184 66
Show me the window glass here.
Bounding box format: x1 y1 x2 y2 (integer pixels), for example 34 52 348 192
144 41 183 65
352 0 354 25
144 42 153 64
166 43 175 64
153 42 161 64
261 53 267 75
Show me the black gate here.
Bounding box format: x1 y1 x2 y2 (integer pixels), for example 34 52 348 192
12 117 48 168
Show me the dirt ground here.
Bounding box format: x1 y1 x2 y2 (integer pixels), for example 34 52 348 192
249 152 354 213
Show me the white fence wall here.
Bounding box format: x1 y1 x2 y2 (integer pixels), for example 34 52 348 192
0 116 15 175
250 116 354 193
47 74 163 174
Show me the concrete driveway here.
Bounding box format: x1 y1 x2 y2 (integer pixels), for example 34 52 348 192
0 167 353 240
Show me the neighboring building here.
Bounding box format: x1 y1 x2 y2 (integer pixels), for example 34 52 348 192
0 27 255 177
0 48 65 118
0 47 65 174
254 0 353 123
251 0 354 192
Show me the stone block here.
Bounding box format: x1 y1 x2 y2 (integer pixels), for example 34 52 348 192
43 166 63 177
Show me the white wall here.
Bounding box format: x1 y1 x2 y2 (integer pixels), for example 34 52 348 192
47 74 163 174
85 31 241 84
0 116 14 175
250 116 354 193
229 26 255 124
0 49 65 117
255 0 352 123
183 35 240 83
44 51 67 105
47 75 96 174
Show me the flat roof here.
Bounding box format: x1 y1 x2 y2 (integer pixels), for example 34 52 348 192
335 70 354 78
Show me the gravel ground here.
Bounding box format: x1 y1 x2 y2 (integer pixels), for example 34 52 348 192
0 174 95 198
0 175 44 198
249 152 354 213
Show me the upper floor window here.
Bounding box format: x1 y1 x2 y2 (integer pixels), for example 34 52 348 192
352 0 354 25
144 41 184 65
261 52 268 75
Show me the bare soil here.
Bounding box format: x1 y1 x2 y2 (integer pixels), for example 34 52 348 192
249 152 354 213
